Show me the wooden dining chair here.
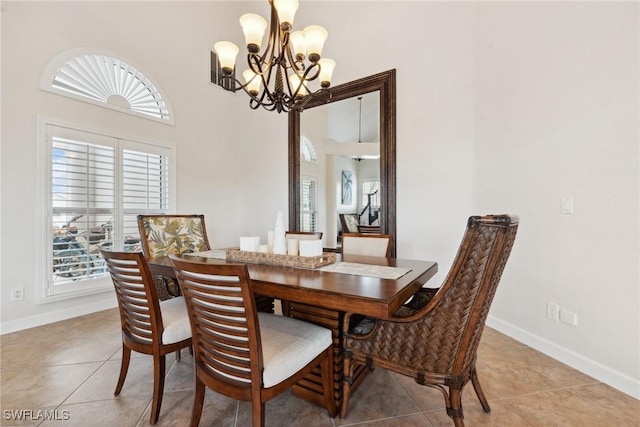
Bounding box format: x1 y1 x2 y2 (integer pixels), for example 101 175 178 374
356 224 381 234
341 215 519 426
137 214 210 299
170 257 337 427
101 250 192 425
341 232 392 257
339 214 360 233
137 214 274 312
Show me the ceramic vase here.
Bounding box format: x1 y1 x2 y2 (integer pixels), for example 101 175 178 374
272 211 287 255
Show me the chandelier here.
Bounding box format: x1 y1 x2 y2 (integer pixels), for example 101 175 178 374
214 0 336 113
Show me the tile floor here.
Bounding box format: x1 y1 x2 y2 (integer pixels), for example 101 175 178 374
1 308 639 426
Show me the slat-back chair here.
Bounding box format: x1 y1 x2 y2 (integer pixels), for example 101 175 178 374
101 250 192 425
341 215 519 427
170 258 337 427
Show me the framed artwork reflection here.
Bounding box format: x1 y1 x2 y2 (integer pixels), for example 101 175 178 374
341 170 353 205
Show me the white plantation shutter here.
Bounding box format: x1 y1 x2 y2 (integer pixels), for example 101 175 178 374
50 129 115 287
122 147 170 244
301 177 317 232
47 125 171 296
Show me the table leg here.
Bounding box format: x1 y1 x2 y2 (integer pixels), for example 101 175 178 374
287 302 372 414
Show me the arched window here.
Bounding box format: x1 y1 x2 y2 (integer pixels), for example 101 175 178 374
301 135 317 162
41 49 173 124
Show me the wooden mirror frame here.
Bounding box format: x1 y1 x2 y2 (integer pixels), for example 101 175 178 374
288 69 396 256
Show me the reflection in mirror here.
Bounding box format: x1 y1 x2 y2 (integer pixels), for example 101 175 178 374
299 94 380 249
289 70 396 255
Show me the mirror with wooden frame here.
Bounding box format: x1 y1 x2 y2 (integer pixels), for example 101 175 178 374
288 69 396 256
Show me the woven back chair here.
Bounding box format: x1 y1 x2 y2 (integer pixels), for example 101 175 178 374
341 215 519 427
101 250 192 425
170 258 337 427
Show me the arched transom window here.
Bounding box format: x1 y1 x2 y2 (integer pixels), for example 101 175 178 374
42 50 173 124
301 135 317 162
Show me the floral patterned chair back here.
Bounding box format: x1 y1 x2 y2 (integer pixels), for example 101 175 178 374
137 215 211 259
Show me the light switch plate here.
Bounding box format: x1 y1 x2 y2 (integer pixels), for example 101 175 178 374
561 197 574 214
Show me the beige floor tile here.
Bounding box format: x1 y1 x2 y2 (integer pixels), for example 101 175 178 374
424 400 532 427
39 396 150 427
64 358 155 404
505 386 640 427
335 368 421 426
1 362 103 411
576 382 640 423
136 388 239 427
235 390 335 427
1 312 638 427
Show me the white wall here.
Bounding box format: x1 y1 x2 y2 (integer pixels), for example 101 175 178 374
2 1 638 398
473 1 639 396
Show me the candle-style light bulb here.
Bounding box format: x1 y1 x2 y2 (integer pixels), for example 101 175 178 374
274 0 299 32
290 31 307 61
303 25 328 63
214 41 239 75
318 58 336 88
239 13 267 53
243 69 261 96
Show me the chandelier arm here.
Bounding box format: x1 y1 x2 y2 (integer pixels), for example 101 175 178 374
298 62 321 83
283 42 306 74
218 73 279 111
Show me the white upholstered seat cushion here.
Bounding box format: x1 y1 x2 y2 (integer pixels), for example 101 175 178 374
258 312 332 388
159 297 192 344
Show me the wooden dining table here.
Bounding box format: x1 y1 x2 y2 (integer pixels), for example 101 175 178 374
147 253 438 413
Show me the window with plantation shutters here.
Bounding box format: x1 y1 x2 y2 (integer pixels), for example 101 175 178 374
301 177 317 232
46 124 171 297
361 180 380 208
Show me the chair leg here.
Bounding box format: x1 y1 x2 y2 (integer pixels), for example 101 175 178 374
149 354 166 424
114 344 131 395
340 355 353 418
448 387 465 427
190 376 206 427
252 402 266 427
470 367 491 412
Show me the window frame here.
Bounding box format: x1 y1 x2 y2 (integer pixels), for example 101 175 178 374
36 116 176 302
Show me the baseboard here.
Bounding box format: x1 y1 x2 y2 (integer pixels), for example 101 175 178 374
487 315 640 400
0 298 117 335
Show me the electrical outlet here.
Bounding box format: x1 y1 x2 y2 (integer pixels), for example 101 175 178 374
546 302 560 321
10 287 24 301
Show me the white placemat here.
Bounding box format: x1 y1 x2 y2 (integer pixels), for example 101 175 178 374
182 249 227 259
319 262 412 280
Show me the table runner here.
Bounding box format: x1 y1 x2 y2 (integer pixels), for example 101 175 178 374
319 262 412 280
